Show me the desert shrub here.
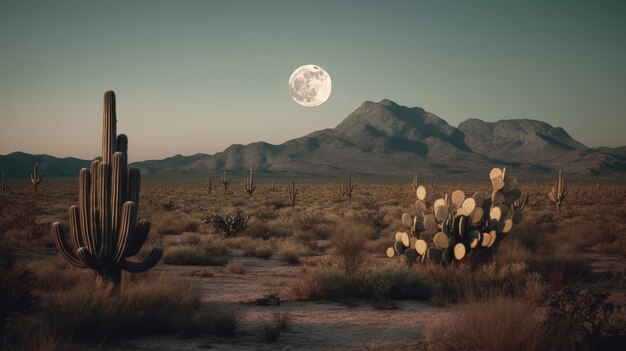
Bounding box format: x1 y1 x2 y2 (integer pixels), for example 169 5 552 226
204 209 249 236
276 238 314 264
542 283 626 351
163 245 228 266
223 260 245 274
353 209 388 233
160 200 175 211
211 306 242 337
0 267 36 337
3 262 240 347
243 217 286 239
294 212 333 240
152 211 201 235
2 318 66 351
331 221 373 274
262 312 290 343
427 297 546 351
426 263 545 305
41 275 200 340
254 244 274 259
526 256 591 287
291 265 433 302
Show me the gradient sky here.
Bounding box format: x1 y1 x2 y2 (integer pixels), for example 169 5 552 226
1 0 625 162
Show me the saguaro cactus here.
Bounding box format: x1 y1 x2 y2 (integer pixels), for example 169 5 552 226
548 170 567 215
221 170 230 194
31 162 43 193
338 173 355 199
244 164 256 195
285 180 299 208
206 177 213 195
1 172 6 193
410 173 419 192
51 91 162 290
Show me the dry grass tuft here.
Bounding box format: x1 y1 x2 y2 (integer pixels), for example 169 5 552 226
223 260 245 274
427 297 546 351
330 221 374 274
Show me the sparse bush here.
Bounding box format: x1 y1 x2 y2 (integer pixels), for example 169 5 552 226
543 283 626 350
204 209 249 236
276 239 312 264
254 245 274 259
163 245 228 266
426 263 545 305
223 260 245 274
212 306 242 337
291 265 433 302
331 221 375 274
427 297 546 351
0 267 36 337
526 256 591 287
261 312 290 343
161 200 176 211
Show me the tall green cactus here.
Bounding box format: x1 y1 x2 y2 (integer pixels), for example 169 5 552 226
221 170 230 194
548 170 567 215
51 91 162 290
244 164 256 195
30 162 43 193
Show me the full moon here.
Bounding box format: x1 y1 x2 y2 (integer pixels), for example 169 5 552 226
288 64 332 107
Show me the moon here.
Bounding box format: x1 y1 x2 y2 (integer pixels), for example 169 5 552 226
288 64 332 107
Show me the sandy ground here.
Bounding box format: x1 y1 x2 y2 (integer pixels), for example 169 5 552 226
99 256 451 351
17 248 624 350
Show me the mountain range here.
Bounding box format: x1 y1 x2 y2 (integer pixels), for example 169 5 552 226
2 99 625 179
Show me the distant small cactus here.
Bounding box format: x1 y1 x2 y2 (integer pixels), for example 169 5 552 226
548 170 567 215
1 172 6 193
206 177 213 195
410 173 419 192
221 170 231 194
338 173 355 199
30 162 44 193
285 180 299 208
244 164 256 196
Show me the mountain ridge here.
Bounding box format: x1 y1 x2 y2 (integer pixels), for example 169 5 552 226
2 99 625 179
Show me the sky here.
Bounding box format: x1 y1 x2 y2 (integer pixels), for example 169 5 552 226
1 0 625 162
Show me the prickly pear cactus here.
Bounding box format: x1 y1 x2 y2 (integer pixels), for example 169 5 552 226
385 168 527 266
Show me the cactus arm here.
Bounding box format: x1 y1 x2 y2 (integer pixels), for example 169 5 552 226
125 220 150 257
78 168 94 253
52 222 87 268
98 162 112 258
77 247 105 269
68 205 84 249
120 248 163 273
88 160 100 254
112 202 137 263
128 168 140 208
111 152 127 235
116 134 128 154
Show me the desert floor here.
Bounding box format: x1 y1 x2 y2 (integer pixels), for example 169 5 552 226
2 176 625 350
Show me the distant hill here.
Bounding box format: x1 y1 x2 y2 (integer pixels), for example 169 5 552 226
0 152 91 179
2 99 625 179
